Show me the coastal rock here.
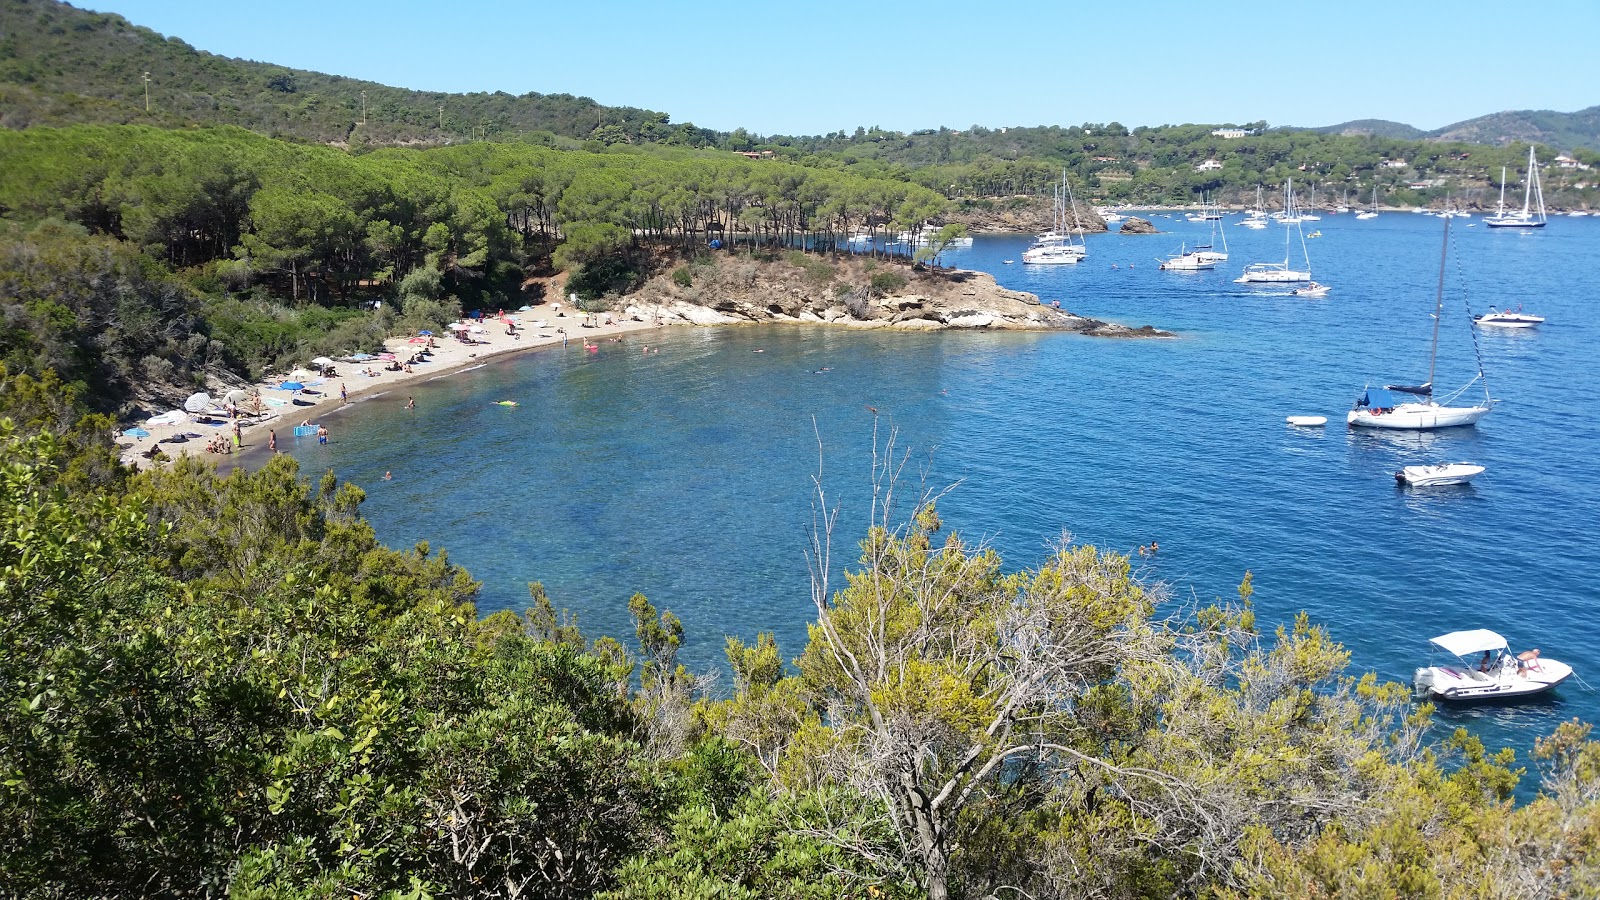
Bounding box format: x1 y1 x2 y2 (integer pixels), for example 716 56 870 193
944 196 1109 234
626 255 1168 338
1119 217 1159 234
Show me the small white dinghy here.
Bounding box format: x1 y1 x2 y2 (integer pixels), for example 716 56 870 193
1395 462 1484 487
1286 415 1327 427
1414 629 1572 702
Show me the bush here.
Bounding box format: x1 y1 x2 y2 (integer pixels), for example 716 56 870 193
568 256 642 300
869 270 907 296
671 266 692 288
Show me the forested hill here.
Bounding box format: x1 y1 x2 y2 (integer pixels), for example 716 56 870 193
1314 107 1600 150
0 0 718 147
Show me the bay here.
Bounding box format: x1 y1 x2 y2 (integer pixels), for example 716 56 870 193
274 212 1600 757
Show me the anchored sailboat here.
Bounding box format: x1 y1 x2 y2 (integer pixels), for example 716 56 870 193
1485 146 1547 229
1347 217 1494 430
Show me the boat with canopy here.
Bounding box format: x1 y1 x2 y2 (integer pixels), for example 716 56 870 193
1414 629 1572 702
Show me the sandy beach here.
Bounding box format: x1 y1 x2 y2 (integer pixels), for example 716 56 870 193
117 300 665 469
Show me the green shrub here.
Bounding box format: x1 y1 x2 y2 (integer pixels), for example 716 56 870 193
671 266 692 288
869 270 907 295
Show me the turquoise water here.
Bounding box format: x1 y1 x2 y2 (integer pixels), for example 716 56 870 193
273 213 1600 756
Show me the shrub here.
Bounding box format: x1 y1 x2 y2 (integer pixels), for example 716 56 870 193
869 270 907 296
671 266 692 288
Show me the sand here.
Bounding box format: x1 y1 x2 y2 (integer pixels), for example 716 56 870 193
117 301 665 469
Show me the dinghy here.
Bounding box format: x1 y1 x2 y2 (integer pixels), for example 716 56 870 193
1414 629 1572 702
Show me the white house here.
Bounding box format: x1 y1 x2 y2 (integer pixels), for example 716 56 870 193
1381 159 1408 169
1210 128 1247 139
1195 159 1223 172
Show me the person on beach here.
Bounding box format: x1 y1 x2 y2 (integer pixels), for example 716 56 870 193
317 425 328 445
340 383 348 404
268 429 277 452
405 396 415 410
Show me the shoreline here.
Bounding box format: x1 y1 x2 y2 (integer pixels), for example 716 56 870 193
118 301 662 470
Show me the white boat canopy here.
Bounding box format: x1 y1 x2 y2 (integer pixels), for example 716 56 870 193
1430 629 1508 657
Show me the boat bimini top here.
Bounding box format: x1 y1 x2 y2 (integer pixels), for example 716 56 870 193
1429 629 1508 657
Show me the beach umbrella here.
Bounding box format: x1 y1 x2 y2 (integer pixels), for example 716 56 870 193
378 353 396 361
348 353 376 361
448 323 469 331
469 325 487 334
123 427 151 438
224 388 248 403
183 392 212 413
311 356 335 367
406 337 428 344
418 330 434 336
276 381 305 391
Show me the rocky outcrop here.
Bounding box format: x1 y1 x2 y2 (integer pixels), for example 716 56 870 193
945 196 1108 234
1119 217 1160 234
622 255 1171 337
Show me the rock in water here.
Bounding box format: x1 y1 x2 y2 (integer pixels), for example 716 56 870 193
1119 217 1159 234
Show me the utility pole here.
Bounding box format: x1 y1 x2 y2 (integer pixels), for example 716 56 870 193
142 71 150 112
360 90 367 126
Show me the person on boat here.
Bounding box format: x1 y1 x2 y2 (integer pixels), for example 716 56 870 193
1478 651 1494 673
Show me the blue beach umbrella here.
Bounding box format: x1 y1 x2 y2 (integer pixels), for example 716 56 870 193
418 330 434 336
277 381 305 391
123 427 151 438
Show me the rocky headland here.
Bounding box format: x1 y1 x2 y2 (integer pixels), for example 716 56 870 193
621 254 1171 338
1119 217 1160 234
944 196 1108 234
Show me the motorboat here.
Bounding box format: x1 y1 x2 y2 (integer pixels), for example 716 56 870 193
1347 217 1494 431
1474 307 1545 328
1395 462 1484 486
1413 629 1572 702
1158 243 1215 270
1485 147 1547 228
1285 415 1326 426
1292 281 1330 297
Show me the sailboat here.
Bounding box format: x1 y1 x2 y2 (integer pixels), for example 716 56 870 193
1158 241 1216 270
1347 217 1494 430
1194 208 1228 262
1356 183 1379 220
1241 186 1269 229
1023 172 1089 264
1484 147 1547 228
1237 181 1313 284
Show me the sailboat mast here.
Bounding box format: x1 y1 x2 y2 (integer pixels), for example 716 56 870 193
1427 217 1450 390
1521 147 1534 216
1497 166 1507 216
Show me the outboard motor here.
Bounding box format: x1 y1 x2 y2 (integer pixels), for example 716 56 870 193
1413 667 1434 699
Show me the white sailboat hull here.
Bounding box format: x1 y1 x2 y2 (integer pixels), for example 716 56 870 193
1347 402 1490 430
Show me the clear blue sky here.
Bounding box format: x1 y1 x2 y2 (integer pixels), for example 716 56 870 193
83 0 1599 136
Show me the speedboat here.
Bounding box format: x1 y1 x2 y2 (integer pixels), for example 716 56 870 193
1395 462 1484 486
1158 243 1215 271
1474 308 1545 328
1414 629 1572 702
1292 281 1330 297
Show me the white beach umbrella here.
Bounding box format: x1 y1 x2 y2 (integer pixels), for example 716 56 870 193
183 392 212 413
224 389 249 403
311 356 335 367
448 322 470 331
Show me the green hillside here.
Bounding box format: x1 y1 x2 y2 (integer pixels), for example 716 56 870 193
0 0 717 147
1310 119 1427 140
1429 105 1600 152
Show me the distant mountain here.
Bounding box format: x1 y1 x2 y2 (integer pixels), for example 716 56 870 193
1310 119 1426 140
0 0 719 147
1311 107 1600 151
1428 106 1600 152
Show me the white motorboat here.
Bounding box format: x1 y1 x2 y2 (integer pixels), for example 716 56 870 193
1158 243 1215 270
1484 147 1547 228
1286 415 1326 427
1396 462 1484 486
1413 630 1572 702
1292 281 1330 297
1348 217 1494 431
1474 307 1545 328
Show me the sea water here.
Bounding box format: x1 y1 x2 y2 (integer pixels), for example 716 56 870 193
277 213 1600 759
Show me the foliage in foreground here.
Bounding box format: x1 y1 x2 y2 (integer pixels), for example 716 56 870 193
1 391 1598 898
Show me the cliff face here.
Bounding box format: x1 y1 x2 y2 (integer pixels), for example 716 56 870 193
621 255 1170 337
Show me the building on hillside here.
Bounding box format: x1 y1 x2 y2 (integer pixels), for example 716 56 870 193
732 150 775 159
1210 128 1247 139
1381 159 1408 169
1554 153 1591 170
1195 159 1223 172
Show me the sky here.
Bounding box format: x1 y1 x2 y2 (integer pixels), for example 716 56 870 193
79 0 1600 136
